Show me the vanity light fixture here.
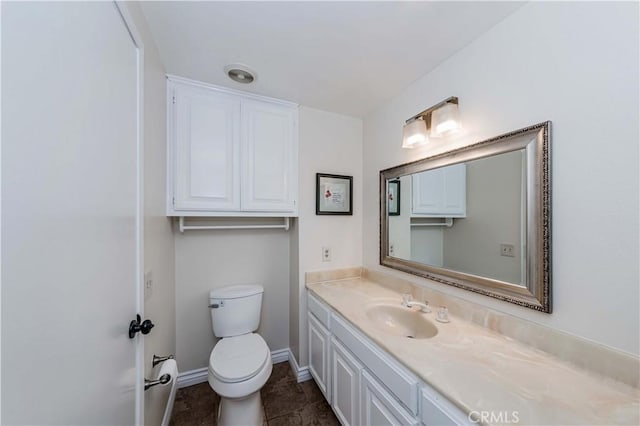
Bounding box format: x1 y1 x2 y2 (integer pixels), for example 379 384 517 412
401 117 428 148
401 96 461 148
430 100 461 137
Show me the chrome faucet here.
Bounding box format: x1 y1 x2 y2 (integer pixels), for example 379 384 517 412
401 293 431 313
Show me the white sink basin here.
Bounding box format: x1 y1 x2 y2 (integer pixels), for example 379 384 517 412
365 303 438 339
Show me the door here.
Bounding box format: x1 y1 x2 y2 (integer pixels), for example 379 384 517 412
361 371 418 426
308 313 331 401
171 81 241 211
2 2 142 424
420 389 459 426
241 99 297 212
331 337 362 426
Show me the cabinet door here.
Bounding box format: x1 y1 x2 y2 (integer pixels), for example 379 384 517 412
420 387 470 426
171 83 241 211
361 371 418 426
331 338 362 426
412 164 466 217
308 313 331 402
241 100 297 212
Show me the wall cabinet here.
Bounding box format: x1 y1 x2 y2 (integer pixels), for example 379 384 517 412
307 292 471 426
412 163 466 217
167 76 298 216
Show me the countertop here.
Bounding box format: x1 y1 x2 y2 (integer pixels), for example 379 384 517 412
307 277 640 426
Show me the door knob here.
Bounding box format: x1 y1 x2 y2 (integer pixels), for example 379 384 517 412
129 314 155 338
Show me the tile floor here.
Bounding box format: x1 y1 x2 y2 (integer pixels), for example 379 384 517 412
170 362 339 426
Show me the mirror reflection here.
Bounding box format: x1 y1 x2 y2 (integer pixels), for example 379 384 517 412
388 150 526 286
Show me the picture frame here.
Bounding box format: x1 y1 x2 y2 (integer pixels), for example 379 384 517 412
388 179 400 216
316 173 353 215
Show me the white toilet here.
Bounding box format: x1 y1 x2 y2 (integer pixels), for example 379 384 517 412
207 284 272 426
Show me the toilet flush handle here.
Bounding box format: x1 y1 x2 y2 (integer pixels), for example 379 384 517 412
208 300 225 309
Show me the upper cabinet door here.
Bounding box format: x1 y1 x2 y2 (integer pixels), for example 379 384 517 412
171 82 241 211
411 163 466 217
241 100 298 212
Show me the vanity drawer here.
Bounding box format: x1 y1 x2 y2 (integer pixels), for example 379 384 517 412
308 293 331 329
331 313 419 415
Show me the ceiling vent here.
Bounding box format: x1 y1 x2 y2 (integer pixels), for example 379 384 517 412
224 64 256 84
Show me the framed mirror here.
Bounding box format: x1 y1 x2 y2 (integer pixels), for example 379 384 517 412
380 122 551 312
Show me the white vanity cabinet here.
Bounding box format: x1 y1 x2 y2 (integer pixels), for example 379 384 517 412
307 292 471 426
167 76 298 216
412 163 466 217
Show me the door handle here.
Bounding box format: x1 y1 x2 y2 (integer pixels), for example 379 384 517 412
129 314 155 338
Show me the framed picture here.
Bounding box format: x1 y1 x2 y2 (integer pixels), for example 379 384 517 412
388 179 400 216
316 173 353 215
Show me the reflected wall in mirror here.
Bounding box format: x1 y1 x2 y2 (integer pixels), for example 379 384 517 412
380 122 551 312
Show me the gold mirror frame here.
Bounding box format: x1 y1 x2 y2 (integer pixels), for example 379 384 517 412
380 122 551 312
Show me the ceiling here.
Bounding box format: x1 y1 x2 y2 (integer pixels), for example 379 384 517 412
140 2 524 118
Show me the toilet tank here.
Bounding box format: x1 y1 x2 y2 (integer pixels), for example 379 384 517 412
209 284 264 338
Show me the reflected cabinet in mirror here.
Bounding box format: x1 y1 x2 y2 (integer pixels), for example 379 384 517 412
380 122 551 312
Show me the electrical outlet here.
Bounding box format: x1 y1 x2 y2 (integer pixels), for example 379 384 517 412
322 246 332 262
389 243 395 256
144 270 153 300
500 244 515 258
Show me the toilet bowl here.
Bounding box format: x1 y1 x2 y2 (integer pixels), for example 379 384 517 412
208 333 272 425
207 285 272 426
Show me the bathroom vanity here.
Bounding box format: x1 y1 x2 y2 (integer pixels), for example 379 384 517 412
308 290 468 426
306 269 639 426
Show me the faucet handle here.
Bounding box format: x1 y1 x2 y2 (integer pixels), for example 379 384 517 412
401 293 412 306
436 306 450 323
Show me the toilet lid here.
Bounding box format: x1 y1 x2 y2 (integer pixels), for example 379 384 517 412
210 333 269 383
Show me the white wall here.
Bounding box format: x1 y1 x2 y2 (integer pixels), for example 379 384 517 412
122 3 177 426
363 2 639 355
294 107 363 365
289 218 300 360
174 228 290 372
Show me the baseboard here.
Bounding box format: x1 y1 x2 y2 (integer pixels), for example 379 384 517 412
287 349 312 383
177 348 294 389
271 348 289 364
176 367 208 389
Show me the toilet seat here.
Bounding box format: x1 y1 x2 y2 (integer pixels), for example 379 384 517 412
209 333 269 383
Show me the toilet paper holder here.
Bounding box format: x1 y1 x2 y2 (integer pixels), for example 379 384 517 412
153 354 174 368
145 374 171 391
